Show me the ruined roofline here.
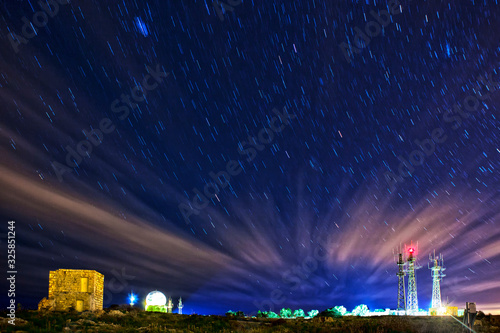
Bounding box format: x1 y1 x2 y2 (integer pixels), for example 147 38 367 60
51 269 103 275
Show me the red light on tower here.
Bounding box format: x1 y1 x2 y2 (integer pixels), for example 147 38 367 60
409 248 414 253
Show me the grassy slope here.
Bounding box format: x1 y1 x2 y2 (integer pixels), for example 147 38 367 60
1 309 499 332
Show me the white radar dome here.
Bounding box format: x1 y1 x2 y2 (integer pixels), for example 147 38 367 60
145 291 166 306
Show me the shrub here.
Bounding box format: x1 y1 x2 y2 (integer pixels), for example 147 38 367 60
319 305 346 318
293 309 305 318
280 308 292 318
307 309 319 318
267 311 279 318
146 305 167 313
226 310 244 317
352 304 369 316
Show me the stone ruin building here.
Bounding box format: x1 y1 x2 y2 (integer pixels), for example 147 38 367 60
38 269 104 312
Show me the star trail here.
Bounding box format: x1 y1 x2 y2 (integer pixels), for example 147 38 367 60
0 0 499 315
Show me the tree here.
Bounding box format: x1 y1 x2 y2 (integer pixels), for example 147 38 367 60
333 306 347 316
352 304 369 316
267 311 279 318
257 310 279 318
226 310 244 317
318 305 346 318
280 308 292 318
293 309 305 318
146 305 167 313
307 309 319 318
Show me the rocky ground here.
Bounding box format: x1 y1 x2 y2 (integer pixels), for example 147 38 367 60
1 308 499 332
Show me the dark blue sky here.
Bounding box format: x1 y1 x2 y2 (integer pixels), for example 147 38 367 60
0 0 499 315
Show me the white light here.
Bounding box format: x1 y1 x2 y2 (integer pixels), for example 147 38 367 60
145 291 166 306
128 292 137 306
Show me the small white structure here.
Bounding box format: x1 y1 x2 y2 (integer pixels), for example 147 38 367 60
368 309 391 316
167 297 173 313
178 297 183 314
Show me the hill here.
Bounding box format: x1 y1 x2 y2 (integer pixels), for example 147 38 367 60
1 308 499 332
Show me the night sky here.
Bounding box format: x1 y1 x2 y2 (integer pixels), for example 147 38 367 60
1 0 499 315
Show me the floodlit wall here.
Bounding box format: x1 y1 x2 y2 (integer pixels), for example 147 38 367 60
429 306 458 316
445 306 458 316
39 269 104 311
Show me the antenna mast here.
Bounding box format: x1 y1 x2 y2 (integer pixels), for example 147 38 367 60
428 251 446 309
396 245 406 313
405 242 421 315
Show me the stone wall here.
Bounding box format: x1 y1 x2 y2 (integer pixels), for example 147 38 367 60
39 269 104 311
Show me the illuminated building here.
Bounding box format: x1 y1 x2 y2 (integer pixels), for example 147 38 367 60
38 269 104 312
145 290 168 312
429 306 458 316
